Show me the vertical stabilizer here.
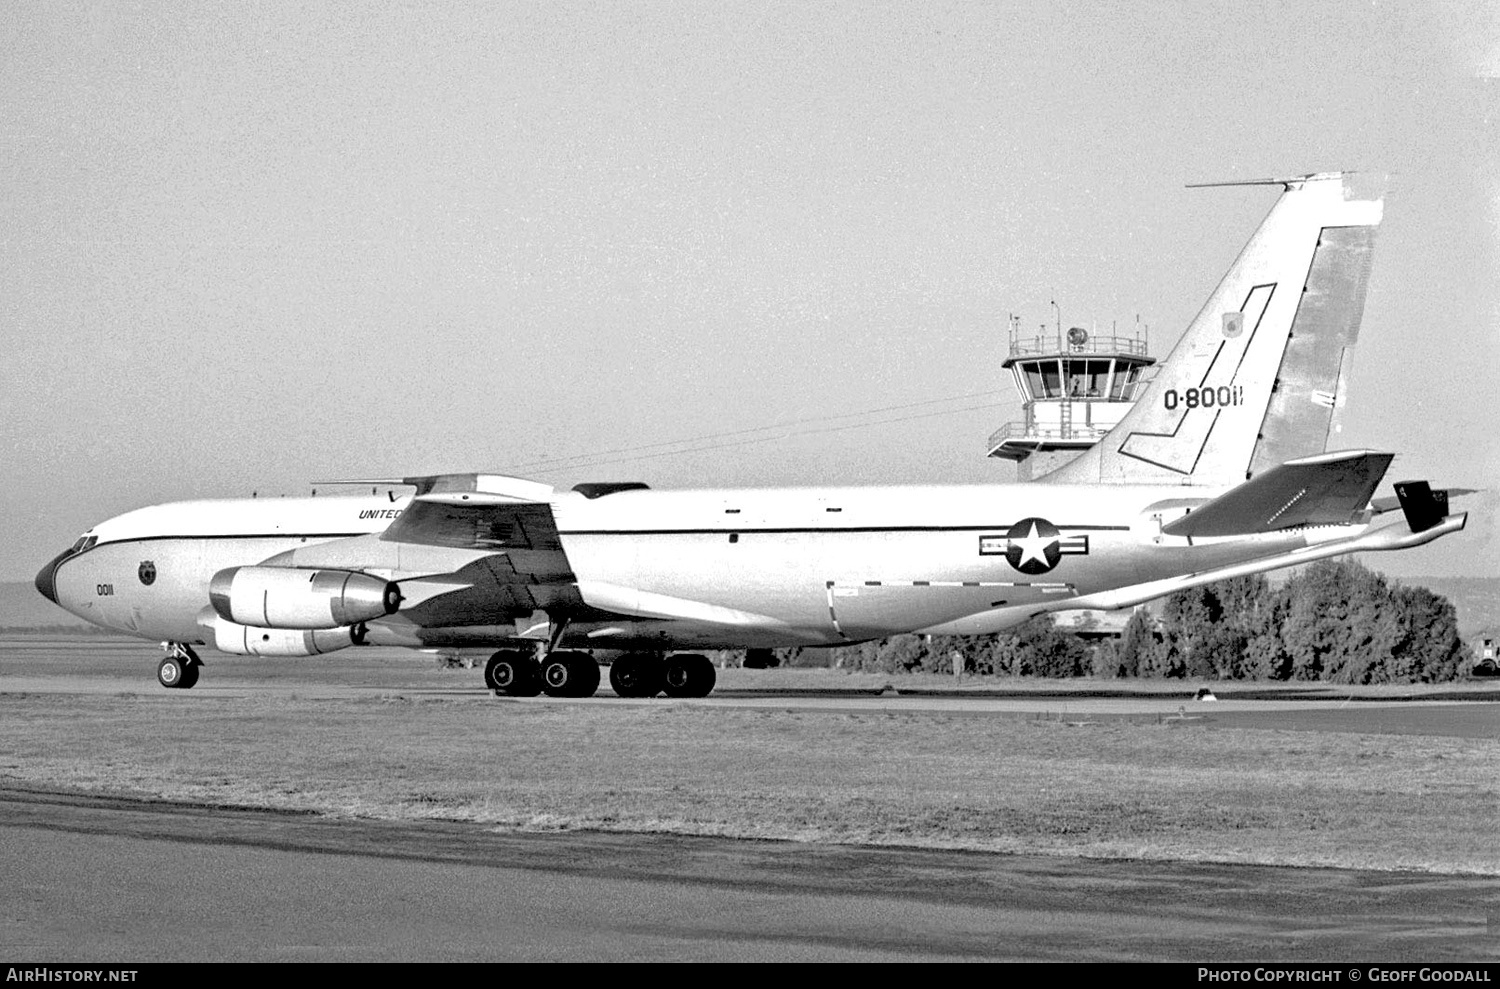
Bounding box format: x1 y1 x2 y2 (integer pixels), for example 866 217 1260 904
1043 172 1384 486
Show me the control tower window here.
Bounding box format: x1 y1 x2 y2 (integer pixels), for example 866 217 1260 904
1086 360 1111 398
1066 361 1087 398
1112 364 1144 400
1063 359 1113 398
1040 361 1062 399
1024 365 1045 401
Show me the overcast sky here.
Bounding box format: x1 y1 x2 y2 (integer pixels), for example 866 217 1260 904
3 0 1497 581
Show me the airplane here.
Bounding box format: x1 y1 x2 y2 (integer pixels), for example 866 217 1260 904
34 171 1469 696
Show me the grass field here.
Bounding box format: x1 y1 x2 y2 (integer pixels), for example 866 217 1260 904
1 650 1495 875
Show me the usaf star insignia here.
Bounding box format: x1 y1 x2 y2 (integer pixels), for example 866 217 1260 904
979 518 1089 575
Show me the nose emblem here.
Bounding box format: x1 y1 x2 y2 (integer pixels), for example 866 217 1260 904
139 560 156 586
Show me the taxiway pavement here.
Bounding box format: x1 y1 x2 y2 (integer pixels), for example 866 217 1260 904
2 785 1496 962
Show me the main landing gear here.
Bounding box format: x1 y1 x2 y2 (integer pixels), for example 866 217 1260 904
661 654 716 698
484 649 600 698
157 642 203 690
486 650 716 699
483 649 541 696
609 652 715 698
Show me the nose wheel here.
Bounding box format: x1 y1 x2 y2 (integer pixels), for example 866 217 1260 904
157 643 202 689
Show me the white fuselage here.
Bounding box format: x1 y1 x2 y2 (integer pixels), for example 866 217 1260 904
39 481 1331 653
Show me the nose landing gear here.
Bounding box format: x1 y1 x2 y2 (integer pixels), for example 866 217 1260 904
157 643 202 689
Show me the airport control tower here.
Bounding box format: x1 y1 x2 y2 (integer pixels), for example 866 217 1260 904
987 317 1156 481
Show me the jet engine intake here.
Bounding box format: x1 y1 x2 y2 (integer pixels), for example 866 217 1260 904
209 566 400 630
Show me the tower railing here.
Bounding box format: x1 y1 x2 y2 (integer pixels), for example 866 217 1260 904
987 421 1110 451
1007 334 1149 358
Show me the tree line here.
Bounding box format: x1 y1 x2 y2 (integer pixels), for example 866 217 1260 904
772 560 1470 683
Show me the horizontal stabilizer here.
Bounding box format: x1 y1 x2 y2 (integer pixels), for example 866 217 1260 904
1161 450 1392 538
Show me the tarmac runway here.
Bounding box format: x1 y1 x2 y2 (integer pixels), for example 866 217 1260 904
4 637 1499 737
2 784 1496 963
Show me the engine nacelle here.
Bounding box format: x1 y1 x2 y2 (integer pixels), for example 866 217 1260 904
201 614 365 657
209 566 400 630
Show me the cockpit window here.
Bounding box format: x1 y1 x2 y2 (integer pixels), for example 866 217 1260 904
70 535 97 553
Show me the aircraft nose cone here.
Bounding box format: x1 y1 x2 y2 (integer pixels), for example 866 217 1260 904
34 550 67 605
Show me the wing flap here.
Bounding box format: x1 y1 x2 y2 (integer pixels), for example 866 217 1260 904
1161 449 1392 538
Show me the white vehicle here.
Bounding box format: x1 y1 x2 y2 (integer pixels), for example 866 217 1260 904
35 173 1467 696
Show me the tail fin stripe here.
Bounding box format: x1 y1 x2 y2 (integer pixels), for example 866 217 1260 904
1227 283 1279 377
1113 283 1278 475
1196 341 1227 389
1115 408 1226 476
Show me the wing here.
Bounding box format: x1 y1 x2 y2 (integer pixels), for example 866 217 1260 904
374 474 592 627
